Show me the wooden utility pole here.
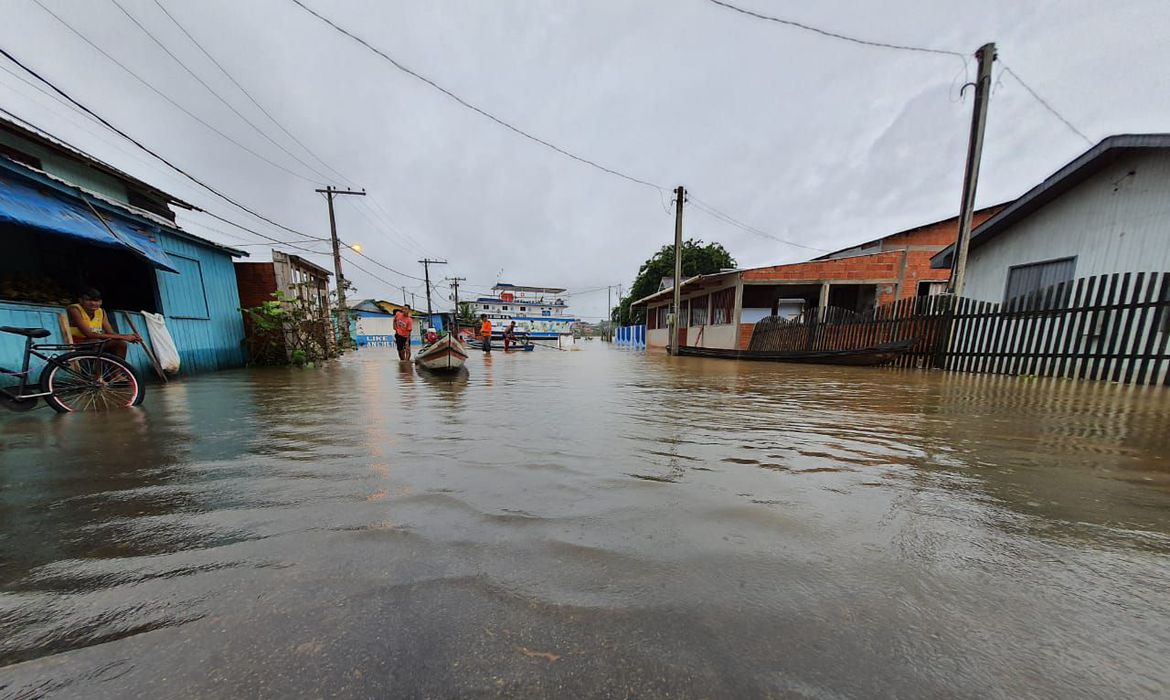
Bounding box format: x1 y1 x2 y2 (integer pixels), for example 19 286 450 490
949 42 996 297
418 258 447 320
447 276 465 334
315 185 365 348
669 185 685 354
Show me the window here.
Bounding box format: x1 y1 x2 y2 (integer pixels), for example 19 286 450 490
1004 257 1076 303
690 294 709 326
520 306 526 312
710 287 735 325
917 281 948 297
160 254 209 319
501 305 509 311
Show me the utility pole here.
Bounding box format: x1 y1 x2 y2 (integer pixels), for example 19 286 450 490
607 285 613 342
949 42 996 298
315 185 365 348
669 185 685 354
418 258 447 320
448 276 466 334
401 286 408 307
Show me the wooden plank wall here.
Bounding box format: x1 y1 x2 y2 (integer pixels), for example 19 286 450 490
154 233 246 373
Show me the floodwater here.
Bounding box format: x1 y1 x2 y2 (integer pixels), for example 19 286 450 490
1 343 1169 699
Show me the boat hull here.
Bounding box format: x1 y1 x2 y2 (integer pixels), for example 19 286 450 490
675 339 914 366
415 336 470 373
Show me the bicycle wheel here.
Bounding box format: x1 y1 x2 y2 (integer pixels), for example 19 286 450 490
39 351 144 413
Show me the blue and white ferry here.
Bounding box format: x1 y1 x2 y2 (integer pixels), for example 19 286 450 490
472 284 578 349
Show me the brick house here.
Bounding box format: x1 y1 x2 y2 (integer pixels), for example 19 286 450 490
634 206 1004 350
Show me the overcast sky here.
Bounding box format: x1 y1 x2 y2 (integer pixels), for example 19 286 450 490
3 0 1168 319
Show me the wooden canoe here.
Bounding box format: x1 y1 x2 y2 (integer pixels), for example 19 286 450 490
415 334 469 373
674 339 914 366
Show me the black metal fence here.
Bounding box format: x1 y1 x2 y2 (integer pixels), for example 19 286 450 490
747 271 1170 386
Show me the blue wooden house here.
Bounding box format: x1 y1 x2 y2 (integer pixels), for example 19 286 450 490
0 116 247 376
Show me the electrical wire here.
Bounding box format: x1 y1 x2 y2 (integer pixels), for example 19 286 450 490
340 242 427 282
687 195 830 252
1001 63 1093 147
288 0 664 192
108 0 332 184
704 0 965 60
29 0 325 186
0 45 329 243
149 0 354 186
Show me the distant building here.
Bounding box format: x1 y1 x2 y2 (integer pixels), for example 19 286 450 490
0 115 247 374
349 299 423 347
634 206 1003 350
932 134 1170 302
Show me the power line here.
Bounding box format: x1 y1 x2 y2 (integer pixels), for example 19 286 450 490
341 242 427 282
288 0 664 192
149 0 355 186
108 0 332 183
1001 63 1094 147
0 45 329 243
29 0 324 185
688 195 830 252
704 0 965 60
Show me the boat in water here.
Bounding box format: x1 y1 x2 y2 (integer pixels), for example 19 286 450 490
415 334 470 373
471 283 578 350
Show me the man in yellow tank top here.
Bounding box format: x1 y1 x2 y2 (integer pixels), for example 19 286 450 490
66 288 140 359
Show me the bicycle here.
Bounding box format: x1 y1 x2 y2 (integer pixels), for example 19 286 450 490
0 326 145 413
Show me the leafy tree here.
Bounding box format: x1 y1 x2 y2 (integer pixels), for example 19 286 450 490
613 239 735 325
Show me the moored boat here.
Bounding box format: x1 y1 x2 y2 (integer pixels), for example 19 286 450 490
675 339 914 366
415 334 469 373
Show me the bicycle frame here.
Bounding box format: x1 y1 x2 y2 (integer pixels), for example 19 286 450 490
0 334 108 400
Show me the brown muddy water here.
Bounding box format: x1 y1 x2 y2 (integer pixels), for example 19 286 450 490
1 342 1169 698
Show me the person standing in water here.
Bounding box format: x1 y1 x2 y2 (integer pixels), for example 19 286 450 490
66 288 140 359
479 314 492 353
394 305 414 361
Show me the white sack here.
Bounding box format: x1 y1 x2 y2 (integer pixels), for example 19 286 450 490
141 311 180 373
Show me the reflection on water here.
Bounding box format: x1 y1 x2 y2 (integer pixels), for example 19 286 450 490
1 345 1169 697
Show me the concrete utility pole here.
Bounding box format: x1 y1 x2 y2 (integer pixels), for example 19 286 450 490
316 186 365 349
418 259 447 319
949 42 996 297
669 185 685 354
447 276 465 334
607 285 613 342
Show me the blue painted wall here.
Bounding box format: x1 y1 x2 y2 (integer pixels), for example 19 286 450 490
0 230 245 379
153 231 245 373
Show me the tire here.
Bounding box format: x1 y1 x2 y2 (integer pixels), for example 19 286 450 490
39 351 145 413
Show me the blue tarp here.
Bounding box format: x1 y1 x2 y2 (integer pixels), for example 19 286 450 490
0 172 177 272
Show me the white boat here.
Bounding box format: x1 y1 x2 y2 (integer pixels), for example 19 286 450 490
472 283 578 350
414 334 469 373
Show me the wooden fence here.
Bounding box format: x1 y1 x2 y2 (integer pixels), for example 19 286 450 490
748 294 953 369
945 271 1170 386
746 271 1170 386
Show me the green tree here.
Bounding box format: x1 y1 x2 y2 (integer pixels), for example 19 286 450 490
613 239 735 325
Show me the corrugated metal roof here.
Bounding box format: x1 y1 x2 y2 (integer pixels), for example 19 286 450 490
932 134 1170 269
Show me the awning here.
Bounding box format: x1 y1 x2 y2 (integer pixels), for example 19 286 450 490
0 172 177 272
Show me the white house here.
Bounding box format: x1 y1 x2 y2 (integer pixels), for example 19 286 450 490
932 134 1170 302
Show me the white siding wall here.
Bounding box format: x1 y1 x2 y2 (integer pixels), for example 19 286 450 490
964 150 1170 302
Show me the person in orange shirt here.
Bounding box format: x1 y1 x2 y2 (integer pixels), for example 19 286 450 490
393 305 414 361
479 314 492 353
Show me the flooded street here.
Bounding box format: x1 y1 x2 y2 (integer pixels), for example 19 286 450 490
2 343 1169 698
